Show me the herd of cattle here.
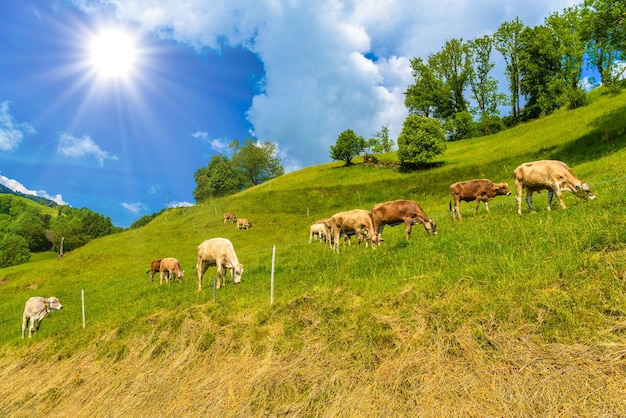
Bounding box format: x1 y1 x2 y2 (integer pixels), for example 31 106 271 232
21 159 596 338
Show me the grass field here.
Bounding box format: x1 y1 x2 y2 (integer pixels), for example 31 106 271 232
0 88 625 416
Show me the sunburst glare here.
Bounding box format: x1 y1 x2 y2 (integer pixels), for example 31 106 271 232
88 29 138 80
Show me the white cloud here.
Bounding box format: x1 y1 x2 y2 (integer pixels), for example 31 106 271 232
74 0 579 168
57 132 118 166
120 201 148 214
0 174 67 205
0 101 36 152
168 200 194 208
191 131 209 140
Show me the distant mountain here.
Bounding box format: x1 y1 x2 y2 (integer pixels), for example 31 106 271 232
0 184 59 207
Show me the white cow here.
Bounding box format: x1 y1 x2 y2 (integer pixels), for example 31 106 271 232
22 296 63 338
159 257 184 284
197 238 244 290
514 160 596 214
309 222 330 243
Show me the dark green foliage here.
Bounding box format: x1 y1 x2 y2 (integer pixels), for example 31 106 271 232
230 138 284 187
397 115 447 164
330 129 366 166
194 155 243 202
0 233 30 267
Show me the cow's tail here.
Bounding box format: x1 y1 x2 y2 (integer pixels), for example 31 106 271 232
449 200 452 213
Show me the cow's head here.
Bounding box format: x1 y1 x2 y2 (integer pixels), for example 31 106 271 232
46 297 63 311
496 183 512 196
366 231 383 248
233 263 244 284
574 182 596 201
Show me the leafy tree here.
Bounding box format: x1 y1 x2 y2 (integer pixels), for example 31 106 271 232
444 111 475 141
81 211 114 239
430 38 470 117
372 124 394 153
495 17 526 120
519 24 563 119
581 0 626 89
230 138 284 187
397 115 446 165
194 155 243 202
9 210 48 251
0 233 30 267
466 35 506 121
330 129 366 166
404 57 446 117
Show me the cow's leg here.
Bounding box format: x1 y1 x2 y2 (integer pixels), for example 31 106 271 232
197 259 207 291
405 220 412 240
455 199 462 220
474 198 481 215
21 315 28 338
216 260 223 289
525 190 535 211
515 180 524 215
159 270 165 285
484 200 490 212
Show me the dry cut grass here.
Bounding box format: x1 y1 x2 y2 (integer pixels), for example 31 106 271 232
2 292 626 418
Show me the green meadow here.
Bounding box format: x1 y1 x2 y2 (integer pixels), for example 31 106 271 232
1 88 625 416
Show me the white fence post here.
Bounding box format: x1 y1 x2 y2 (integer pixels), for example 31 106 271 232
81 289 85 329
270 245 276 304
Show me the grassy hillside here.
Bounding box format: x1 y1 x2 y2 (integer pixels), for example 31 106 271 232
1 89 625 416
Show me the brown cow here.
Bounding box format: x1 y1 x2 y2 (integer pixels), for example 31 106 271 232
330 209 381 253
371 199 437 240
514 160 596 215
159 257 184 284
146 259 163 282
223 212 237 224
449 179 511 220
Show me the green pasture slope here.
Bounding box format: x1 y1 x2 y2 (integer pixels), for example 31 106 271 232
0 88 625 416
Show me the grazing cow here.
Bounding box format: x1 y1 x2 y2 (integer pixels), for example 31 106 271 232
197 238 244 290
159 257 184 284
449 179 511 220
223 212 237 224
309 222 329 243
330 209 381 253
236 218 252 230
371 199 437 240
146 259 163 282
22 296 63 338
514 160 596 215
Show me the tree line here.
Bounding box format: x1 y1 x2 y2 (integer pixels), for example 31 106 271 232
0 195 121 267
332 0 624 166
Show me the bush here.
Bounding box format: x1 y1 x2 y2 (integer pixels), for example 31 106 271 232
397 115 447 165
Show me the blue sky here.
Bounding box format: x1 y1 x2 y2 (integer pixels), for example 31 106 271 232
0 0 579 227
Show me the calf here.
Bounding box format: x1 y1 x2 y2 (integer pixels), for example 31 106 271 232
514 160 596 214
146 259 163 282
236 218 252 230
160 257 184 284
22 296 63 338
330 209 381 253
223 212 237 224
371 199 436 240
197 238 244 290
449 179 511 220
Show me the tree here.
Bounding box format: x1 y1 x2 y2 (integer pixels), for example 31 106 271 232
193 155 243 202
466 35 506 121
230 138 284 187
581 0 626 88
330 129 366 166
404 57 446 117
372 124 394 153
519 24 562 119
495 17 526 120
397 115 446 165
0 233 30 267
430 38 470 117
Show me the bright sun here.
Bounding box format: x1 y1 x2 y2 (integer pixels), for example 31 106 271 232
88 29 137 79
